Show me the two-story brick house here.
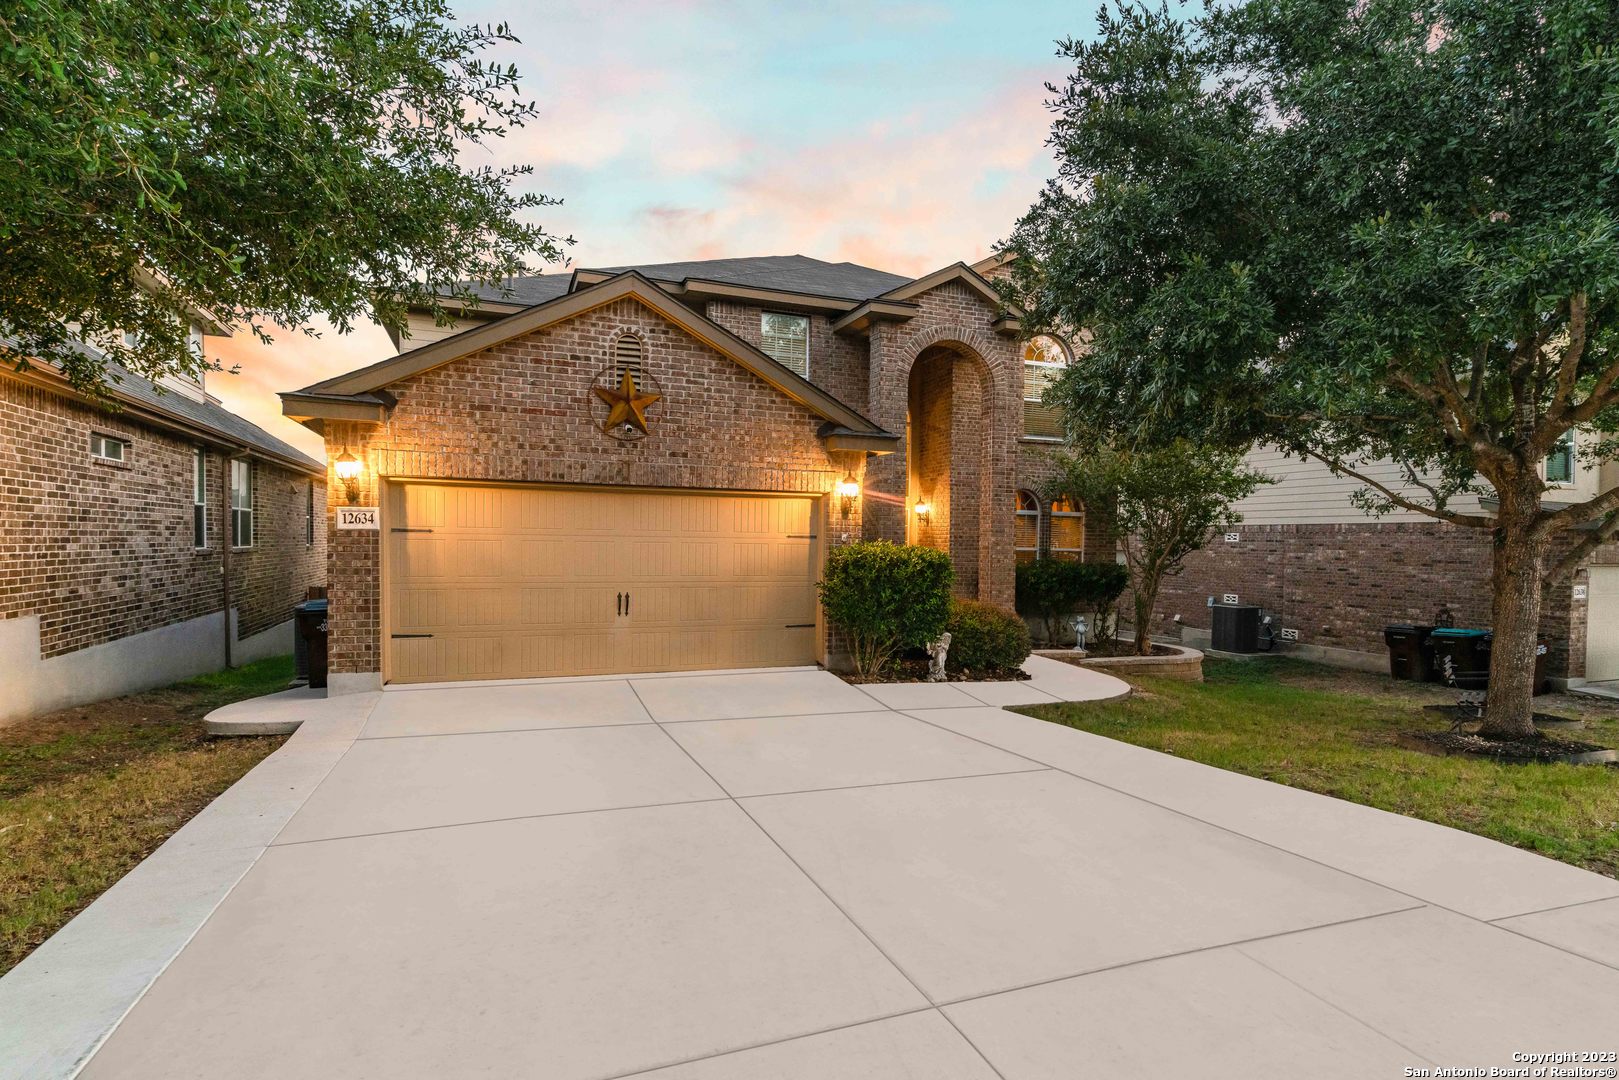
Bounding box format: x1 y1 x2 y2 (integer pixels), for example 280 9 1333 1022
282 255 1104 690
1 338 328 723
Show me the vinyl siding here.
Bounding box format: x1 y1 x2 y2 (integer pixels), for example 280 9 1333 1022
1232 446 1488 525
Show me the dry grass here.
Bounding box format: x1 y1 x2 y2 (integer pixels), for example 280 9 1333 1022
0 657 291 974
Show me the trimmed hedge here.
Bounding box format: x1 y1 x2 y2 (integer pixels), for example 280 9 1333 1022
945 598 1032 677
818 541 953 677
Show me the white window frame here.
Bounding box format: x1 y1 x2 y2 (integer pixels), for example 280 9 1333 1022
1048 495 1085 561
1544 431 1576 486
193 448 208 549
230 458 254 548
89 432 128 463
1015 490 1041 560
1022 335 1071 440
760 312 810 379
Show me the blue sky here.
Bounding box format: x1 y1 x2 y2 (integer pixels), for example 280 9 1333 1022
218 0 1099 453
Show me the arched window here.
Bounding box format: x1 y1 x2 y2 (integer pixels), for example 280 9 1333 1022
1049 495 1085 561
613 332 644 382
1015 490 1041 563
1022 335 1070 439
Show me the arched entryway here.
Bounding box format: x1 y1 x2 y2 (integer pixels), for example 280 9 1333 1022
905 342 994 598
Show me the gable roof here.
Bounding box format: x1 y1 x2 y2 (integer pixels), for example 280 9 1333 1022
3 336 323 475
286 271 893 437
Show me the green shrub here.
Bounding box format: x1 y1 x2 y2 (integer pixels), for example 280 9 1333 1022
945 598 1032 677
818 541 953 677
1015 559 1129 644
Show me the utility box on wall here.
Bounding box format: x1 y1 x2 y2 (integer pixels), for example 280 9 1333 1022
1211 604 1261 653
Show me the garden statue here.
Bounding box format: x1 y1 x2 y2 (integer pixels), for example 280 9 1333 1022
1070 615 1088 653
926 632 952 682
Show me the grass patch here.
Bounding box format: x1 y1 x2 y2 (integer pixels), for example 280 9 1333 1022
1017 659 1619 879
0 656 292 975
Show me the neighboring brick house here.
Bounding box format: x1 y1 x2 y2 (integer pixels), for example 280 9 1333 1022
1150 445 1619 690
284 255 1103 690
1 341 328 723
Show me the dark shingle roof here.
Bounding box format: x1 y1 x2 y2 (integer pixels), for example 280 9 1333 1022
106 361 323 472
4 335 322 473
458 255 914 308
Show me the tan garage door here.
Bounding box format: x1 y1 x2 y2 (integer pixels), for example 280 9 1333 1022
1587 567 1619 683
385 483 820 683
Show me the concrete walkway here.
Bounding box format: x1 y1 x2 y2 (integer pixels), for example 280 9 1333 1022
11 658 1619 1078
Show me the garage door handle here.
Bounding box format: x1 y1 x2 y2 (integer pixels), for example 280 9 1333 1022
391 633 434 639
625 592 631 615
616 592 623 616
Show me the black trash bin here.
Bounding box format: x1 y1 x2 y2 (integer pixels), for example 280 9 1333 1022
294 598 329 689
1429 627 1490 685
1384 624 1436 681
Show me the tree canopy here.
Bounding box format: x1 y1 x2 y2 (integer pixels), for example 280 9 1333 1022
1006 0 1619 566
1 0 567 393
1005 0 1619 733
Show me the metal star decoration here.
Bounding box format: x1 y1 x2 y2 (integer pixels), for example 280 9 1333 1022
593 369 661 436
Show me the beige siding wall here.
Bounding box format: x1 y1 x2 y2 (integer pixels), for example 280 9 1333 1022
1233 446 1489 525
394 311 498 352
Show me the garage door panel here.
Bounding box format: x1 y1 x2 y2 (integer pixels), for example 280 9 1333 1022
1588 567 1619 682
388 484 819 683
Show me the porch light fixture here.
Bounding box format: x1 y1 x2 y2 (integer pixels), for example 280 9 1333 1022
913 500 932 525
835 474 860 519
333 449 363 505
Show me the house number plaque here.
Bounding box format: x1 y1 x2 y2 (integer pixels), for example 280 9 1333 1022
336 506 380 530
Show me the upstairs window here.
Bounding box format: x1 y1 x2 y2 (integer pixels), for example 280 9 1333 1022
1049 495 1085 560
193 448 208 548
230 458 254 548
1545 432 1575 485
1022 335 1069 439
1015 490 1041 563
90 432 128 463
760 312 810 378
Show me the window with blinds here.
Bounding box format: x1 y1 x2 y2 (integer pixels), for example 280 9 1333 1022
1023 335 1069 439
230 458 254 548
614 332 644 382
1015 490 1040 563
760 312 810 378
1545 432 1575 484
1049 495 1084 560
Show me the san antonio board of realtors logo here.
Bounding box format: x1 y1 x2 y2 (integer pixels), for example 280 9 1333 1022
590 364 663 442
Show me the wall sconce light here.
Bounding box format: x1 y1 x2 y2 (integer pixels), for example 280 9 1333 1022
913 500 933 526
835 473 861 519
333 449 363 505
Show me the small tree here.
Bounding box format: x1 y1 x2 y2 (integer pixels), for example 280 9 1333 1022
1056 444 1270 655
818 541 953 678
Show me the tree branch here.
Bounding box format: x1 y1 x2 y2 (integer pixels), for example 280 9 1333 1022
1535 482 1619 535
1545 292 1588 432
1545 511 1619 583
1302 451 1496 527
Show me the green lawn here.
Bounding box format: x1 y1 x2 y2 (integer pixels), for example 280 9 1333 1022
1018 659 1619 879
0 657 293 975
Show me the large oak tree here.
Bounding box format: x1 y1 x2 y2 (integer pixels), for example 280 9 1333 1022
1005 0 1619 736
1 0 567 393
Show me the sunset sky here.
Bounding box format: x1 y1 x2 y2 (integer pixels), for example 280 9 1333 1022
213 0 1091 457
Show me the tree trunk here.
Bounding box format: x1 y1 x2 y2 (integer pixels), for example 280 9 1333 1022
1480 479 1549 740
1133 570 1160 656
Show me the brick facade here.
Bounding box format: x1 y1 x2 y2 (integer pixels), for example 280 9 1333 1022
1152 521 1619 680
317 272 1118 679
1 373 326 662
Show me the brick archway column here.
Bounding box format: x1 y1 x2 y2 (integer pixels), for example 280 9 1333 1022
864 319 1019 610
862 321 910 543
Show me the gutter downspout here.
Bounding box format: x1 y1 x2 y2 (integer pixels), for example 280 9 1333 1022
222 451 240 669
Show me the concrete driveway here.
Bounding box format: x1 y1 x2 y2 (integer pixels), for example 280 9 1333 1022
62 660 1619 1077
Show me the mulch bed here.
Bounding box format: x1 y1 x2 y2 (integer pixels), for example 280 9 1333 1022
1402 728 1617 765
842 657 1030 684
